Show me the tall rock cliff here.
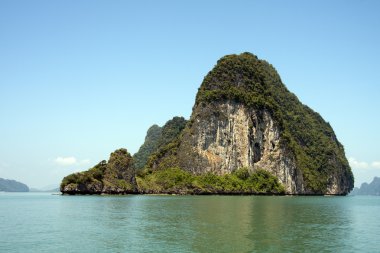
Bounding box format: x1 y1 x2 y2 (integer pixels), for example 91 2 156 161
154 53 354 195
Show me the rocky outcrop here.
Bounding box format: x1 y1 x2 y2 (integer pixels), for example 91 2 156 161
60 52 354 195
60 117 187 195
61 149 137 194
153 52 354 195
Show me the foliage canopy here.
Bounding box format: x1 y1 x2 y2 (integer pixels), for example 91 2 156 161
137 167 285 194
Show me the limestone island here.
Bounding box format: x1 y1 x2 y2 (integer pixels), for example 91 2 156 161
60 53 354 195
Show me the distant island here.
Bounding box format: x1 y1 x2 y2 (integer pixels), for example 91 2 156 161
0 178 29 192
351 177 380 196
60 53 354 196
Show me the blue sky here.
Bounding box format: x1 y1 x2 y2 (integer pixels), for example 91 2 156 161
0 0 379 188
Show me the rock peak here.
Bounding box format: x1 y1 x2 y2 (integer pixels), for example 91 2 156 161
161 52 354 194
195 52 283 107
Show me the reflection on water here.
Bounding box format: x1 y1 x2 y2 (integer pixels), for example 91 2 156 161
1 193 380 253
248 197 352 252
189 197 254 252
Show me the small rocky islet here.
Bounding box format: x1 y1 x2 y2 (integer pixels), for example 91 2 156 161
60 53 354 195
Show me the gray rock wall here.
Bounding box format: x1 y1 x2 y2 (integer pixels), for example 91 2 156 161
178 101 308 194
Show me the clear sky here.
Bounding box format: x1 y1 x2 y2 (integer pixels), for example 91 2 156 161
1 0 379 189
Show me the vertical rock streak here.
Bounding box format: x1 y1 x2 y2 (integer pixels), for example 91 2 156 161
178 101 303 194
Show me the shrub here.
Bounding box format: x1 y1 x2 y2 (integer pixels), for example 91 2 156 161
137 167 285 194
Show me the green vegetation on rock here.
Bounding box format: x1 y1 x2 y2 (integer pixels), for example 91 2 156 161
137 167 285 195
133 125 162 170
144 116 187 171
60 148 137 194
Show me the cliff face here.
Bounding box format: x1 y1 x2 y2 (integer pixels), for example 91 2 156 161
155 52 354 195
176 101 302 194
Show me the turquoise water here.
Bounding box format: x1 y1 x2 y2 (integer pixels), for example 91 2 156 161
1 193 379 253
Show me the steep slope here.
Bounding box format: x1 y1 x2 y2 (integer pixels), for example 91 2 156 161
133 124 162 170
61 149 137 194
145 116 187 170
152 53 354 195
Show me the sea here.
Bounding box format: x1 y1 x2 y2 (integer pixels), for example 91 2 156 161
0 192 379 253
